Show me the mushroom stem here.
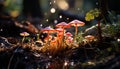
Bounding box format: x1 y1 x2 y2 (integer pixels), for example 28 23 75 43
37 34 40 40
74 26 78 41
62 28 65 38
57 33 62 48
61 28 64 47
47 32 50 39
22 36 25 43
75 26 78 35
46 32 50 45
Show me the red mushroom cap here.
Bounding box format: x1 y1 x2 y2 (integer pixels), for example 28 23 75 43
65 32 73 37
55 28 64 32
56 22 70 28
55 28 66 34
66 37 73 43
69 20 85 27
55 28 66 37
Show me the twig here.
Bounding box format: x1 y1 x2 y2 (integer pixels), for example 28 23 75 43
7 54 14 69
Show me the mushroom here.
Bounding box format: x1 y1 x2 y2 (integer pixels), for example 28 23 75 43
66 37 73 43
84 35 95 47
55 28 64 38
85 35 95 41
69 19 85 40
66 37 74 48
41 26 56 44
64 32 73 37
56 22 70 47
20 32 30 36
41 26 55 39
20 32 30 43
55 28 65 47
56 22 70 39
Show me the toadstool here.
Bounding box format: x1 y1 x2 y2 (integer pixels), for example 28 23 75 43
69 19 85 40
20 32 30 43
56 22 70 40
41 26 56 43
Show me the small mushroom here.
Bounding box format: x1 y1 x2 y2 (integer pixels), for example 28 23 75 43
41 26 56 44
20 32 30 43
69 20 85 35
65 32 73 37
55 28 64 38
20 32 30 37
56 22 70 41
41 26 55 39
69 19 85 40
85 35 95 41
84 35 95 47
66 37 73 43
55 28 65 46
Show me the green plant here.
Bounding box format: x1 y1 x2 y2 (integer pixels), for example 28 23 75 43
102 23 120 37
85 8 102 42
85 8 100 21
76 31 84 44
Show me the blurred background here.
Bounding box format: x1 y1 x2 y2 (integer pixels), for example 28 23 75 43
0 0 120 28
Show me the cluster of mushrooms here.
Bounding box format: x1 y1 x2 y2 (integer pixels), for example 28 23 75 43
20 20 95 53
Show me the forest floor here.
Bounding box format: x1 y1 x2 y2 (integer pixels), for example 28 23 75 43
0 35 120 69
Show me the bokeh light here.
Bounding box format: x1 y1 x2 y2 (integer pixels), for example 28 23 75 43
50 8 56 13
